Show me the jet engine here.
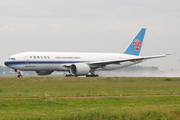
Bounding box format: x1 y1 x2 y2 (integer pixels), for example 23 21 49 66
70 63 91 76
35 71 53 75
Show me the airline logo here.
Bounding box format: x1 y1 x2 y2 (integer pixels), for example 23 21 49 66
133 39 141 51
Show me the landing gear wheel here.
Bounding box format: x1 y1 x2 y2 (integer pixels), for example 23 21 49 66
16 70 22 78
65 74 73 77
92 74 99 77
86 74 99 77
17 75 22 77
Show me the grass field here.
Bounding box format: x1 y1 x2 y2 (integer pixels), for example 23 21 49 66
0 77 180 119
0 77 180 98
0 96 180 119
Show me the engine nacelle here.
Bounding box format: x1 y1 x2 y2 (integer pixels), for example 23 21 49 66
70 63 91 76
35 71 53 75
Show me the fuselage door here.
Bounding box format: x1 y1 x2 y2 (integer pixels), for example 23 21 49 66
24 56 29 64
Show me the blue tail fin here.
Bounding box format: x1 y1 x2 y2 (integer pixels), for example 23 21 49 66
123 28 146 56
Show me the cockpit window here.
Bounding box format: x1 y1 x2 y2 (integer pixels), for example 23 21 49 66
8 58 15 60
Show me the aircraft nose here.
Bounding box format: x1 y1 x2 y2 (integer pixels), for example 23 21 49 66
4 60 10 67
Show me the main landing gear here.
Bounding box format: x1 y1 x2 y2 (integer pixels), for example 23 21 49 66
65 74 99 77
65 74 73 77
86 74 99 77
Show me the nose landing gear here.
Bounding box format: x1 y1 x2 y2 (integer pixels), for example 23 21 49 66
17 74 22 77
15 69 22 77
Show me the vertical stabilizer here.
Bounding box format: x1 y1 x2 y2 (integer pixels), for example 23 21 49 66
123 28 146 56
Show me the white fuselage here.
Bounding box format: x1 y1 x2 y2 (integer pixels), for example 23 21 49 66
4 52 144 72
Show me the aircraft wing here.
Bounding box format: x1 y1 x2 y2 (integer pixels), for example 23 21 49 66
87 54 168 68
61 57 144 68
62 54 168 68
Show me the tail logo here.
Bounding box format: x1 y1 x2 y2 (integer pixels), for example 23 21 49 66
133 39 141 51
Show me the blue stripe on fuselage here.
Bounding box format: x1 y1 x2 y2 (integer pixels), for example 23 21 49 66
4 60 92 67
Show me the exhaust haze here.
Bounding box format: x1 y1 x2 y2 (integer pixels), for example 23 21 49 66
98 71 180 77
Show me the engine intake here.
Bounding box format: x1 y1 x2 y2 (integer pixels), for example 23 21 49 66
70 63 91 76
35 71 53 75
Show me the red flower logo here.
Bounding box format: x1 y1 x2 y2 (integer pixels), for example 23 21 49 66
133 39 141 51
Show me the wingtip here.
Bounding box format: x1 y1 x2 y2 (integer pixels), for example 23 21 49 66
165 53 174 56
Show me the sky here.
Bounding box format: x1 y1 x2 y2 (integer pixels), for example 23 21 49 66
0 0 180 71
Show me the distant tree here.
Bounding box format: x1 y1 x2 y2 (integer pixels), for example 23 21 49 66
0 66 3 74
117 65 158 72
3 67 11 74
151 66 158 71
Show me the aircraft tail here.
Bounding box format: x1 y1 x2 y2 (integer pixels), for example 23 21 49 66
123 28 146 56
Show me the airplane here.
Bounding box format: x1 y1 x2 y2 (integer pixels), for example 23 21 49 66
4 28 168 77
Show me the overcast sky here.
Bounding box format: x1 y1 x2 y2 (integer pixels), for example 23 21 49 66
0 0 180 71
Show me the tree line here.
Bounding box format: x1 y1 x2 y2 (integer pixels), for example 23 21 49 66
0 65 159 75
0 66 12 74
117 65 159 72
0 66 34 74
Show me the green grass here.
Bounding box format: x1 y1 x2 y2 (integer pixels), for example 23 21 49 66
0 96 180 119
0 77 180 119
0 77 180 98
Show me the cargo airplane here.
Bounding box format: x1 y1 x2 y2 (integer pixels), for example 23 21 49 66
4 28 168 77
